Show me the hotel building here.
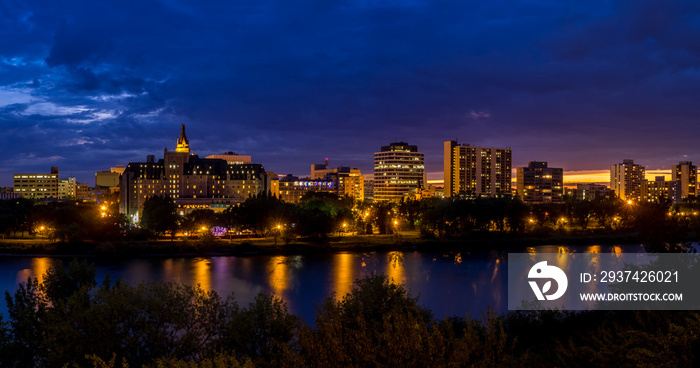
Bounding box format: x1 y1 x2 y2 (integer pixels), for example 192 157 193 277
443 140 511 198
119 125 271 219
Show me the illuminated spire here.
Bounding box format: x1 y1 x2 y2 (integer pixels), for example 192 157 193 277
176 124 190 153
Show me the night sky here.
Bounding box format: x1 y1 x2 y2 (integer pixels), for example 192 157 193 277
2 0 700 187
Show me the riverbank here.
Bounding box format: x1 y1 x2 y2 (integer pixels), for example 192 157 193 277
0 229 646 257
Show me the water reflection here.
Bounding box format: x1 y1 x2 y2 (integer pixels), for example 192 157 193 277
0 243 658 323
268 256 289 295
587 245 601 254
334 253 354 300
386 251 404 284
162 258 184 283
32 257 51 284
193 258 211 291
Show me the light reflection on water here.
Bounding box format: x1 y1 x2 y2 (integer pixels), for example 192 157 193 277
334 253 353 300
0 244 652 322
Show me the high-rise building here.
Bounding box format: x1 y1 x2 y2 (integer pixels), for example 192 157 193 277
373 142 425 201
610 159 645 202
119 125 272 219
13 167 59 199
672 161 697 201
443 140 511 198
516 162 563 203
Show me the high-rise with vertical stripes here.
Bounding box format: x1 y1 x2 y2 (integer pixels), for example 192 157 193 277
443 140 512 198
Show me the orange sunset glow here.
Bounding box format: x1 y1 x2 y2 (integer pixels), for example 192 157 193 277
427 169 674 189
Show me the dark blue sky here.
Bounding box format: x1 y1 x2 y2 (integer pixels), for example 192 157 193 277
2 0 700 186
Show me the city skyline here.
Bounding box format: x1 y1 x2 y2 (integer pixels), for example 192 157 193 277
2 1 700 187
2 125 688 188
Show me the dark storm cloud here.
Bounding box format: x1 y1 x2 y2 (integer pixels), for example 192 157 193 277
1 0 700 185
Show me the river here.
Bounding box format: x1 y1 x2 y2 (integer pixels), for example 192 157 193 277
0 244 646 322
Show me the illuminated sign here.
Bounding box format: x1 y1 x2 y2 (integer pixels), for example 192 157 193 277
292 181 333 188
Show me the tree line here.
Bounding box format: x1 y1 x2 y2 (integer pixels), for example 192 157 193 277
0 260 697 367
2 193 700 251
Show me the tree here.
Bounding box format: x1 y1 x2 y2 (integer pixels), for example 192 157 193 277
141 196 179 238
294 192 351 238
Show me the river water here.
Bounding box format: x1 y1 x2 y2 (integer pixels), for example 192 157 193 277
0 244 646 322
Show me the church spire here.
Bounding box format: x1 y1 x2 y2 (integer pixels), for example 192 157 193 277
176 124 190 153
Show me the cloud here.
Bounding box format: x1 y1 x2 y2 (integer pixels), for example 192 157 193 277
22 102 90 116
0 87 35 107
1 0 700 186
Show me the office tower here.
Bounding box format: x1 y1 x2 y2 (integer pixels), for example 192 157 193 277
516 162 564 203
610 159 645 202
443 140 511 198
374 142 425 201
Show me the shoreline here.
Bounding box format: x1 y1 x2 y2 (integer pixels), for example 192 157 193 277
0 230 647 258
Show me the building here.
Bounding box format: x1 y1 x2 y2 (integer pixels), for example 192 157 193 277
570 184 611 201
0 187 22 200
338 169 364 200
13 167 59 199
642 176 680 203
516 162 563 203
672 161 697 201
310 160 364 200
76 183 90 200
310 159 334 179
205 152 252 165
95 165 125 195
406 185 443 200
610 159 645 202
278 175 336 203
363 179 374 201
443 140 512 198
119 125 272 219
59 177 77 199
374 142 425 201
